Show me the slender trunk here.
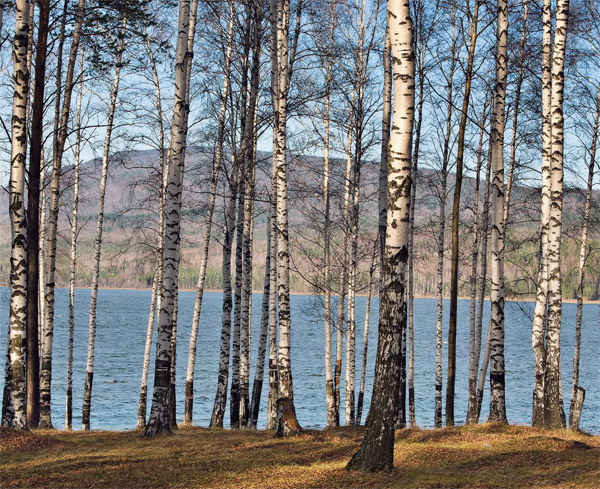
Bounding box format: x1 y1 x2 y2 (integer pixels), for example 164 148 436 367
379 26 391 289
230 164 246 429
323 2 335 427
446 0 480 427
41 0 86 429
66 51 84 430
81 22 126 430
543 0 569 429
26 0 50 429
184 6 234 426
336 105 354 425
569 87 598 430
356 251 376 426
474 151 493 422
435 10 457 426
531 0 553 427
407 64 424 430
3 0 30 430
465 104 488 424
346 0 414 469
240 8 262 427
270 0 302 435
136 35 168 430
248 219 271 429
169 291 178 428
266 177 279 429
145 0 198 437
488 0 508 423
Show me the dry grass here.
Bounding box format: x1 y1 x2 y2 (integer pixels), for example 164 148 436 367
1 423 598 488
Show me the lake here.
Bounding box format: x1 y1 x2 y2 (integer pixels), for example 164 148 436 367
0 287 598 433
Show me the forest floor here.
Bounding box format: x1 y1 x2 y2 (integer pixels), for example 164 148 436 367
0 423 598 488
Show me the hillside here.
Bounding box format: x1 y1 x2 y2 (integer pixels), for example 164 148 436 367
1 148 598 299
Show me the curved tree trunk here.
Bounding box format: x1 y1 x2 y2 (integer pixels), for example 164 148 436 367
81 21 126 430
346 0 414 471
66 52 84 430
569 86 599 430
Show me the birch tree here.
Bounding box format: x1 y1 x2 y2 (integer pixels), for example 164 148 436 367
569 85 599 430
25 0 50 429
270 0 303 435
532 0 569 430
183 4 234 426
488 0 508 423
434 0 458 427
81 18 127 430
446 0 480 426
4 0 31 431
346 0 414 470
41 0 86 428
145 0 199 437
66 52 85 430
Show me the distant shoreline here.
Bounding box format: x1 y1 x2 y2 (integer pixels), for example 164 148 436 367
2 284 596 305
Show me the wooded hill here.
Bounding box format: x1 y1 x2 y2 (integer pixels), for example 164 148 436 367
2 147 597 299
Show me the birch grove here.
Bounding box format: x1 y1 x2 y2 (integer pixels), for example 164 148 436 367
0 0 597 475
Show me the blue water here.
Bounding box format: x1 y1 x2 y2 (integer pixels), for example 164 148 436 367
0 287 598 433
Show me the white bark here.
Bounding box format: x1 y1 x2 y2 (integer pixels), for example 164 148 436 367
346 0 414 470
145 0 199 436
66 52 84 430
41 0 86 428
570 86 598 430
184 5 234 426
488 0 508 423
81 20 126 430
4 0 30 430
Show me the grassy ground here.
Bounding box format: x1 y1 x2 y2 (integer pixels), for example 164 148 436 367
1 423 598 488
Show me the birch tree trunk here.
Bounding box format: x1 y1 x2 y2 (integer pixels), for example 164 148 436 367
474 151 492 423
248 219 271 429
569 86 598 430
26 0 50 429
4 0 30 430
543 0 569 429
323 1 335 427
136 35 168 430
379 27 391 287
446 0 480 427
488 0 508 423
466 103 488 424
81 21 126 430
41 0 86 429
346 0 414 470
336 110 354 425
531 0 553 428
230 167 246 429
145 0 198 437
66 52 84 430
270 0 303 436
356 250 376 426
183 5 234 426
266 179 279 429
434 7 457 426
